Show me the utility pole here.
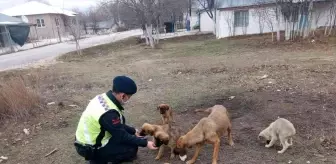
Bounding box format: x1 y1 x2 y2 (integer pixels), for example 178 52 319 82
189 0 192 16
117 0 121 26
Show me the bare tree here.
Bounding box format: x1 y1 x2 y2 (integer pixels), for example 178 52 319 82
224 13 234 37
72 9 90 35
256 0 281 41
99 0 122 28
275 0 282 41
117 0 188 48
275 0 314 40
63 16 82 55
253 4 276 41
253 9 265 34
264 8 276 41
324 1 336 36
312 7 323 36
304 0 314 38
119 0 156 48
88 7 100 34
195 0 216 32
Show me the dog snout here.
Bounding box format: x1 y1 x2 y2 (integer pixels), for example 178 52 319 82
163 139 169 145
154 137 164 147
173 148 180 155
139 130 146 136
173 147 187 156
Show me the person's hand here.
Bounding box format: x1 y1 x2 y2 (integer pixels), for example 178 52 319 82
147 141 158 150
135 129 140 137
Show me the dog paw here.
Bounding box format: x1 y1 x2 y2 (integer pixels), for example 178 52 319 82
229 142 234 146
186 160 195 164
277 150 284 154
155 156 161 160
170 154 175 159
265 144 271 148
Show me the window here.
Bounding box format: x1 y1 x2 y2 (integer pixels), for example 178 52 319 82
234 10 249 27
36 19 45 27
55 18 60 27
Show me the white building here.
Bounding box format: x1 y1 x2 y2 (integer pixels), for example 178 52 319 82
197 0 332 39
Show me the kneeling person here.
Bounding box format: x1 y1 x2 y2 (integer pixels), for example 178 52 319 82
74 76 157 164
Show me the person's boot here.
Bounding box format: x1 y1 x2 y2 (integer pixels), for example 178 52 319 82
87 160 106 164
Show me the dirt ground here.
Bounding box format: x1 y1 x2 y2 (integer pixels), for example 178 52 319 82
0 34 336 164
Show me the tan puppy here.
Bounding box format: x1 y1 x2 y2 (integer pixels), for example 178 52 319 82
139 123 187 160
157 104 173 124
258 117 296 154
175 105 234 164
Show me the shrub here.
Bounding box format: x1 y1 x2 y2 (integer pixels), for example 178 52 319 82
0 76 42 121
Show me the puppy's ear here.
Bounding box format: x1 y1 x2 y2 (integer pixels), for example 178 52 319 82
155 131 169 140
141 123 156 136
149 129 155 136
163 104 170 111
163 139 169 145
173 147 180 155
139 130 146 136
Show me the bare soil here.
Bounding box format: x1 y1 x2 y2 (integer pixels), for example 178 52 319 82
0 34 336 164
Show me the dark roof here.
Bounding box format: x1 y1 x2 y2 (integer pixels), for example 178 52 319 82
217 0 329 9
0 13 25 25
218 0 276 9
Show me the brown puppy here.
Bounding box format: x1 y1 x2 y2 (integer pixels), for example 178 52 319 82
157 104 173 124
139 123 186 160
175 105 234 164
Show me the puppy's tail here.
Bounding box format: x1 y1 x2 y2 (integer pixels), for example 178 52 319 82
195 107 212 113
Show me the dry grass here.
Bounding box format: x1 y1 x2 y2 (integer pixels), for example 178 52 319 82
0 76 42 121
58 37 141 62
1 33 336 163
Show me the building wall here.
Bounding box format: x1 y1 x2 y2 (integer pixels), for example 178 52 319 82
190 10 199 29
215 2 332 39
311 2 331 29
23 14 70 40
49 14 69 39
216 6 283 38
200 12 214 33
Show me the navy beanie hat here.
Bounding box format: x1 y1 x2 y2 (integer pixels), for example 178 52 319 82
112 76 137 95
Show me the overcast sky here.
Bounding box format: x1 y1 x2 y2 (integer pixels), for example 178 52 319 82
0 0 98 12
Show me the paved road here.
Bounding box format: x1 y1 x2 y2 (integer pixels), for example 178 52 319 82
0 29 142 71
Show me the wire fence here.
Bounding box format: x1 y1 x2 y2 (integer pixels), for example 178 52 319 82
0 31 14 55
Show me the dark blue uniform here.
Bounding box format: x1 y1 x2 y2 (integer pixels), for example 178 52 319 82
75 76 144 164
93 91 147 163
